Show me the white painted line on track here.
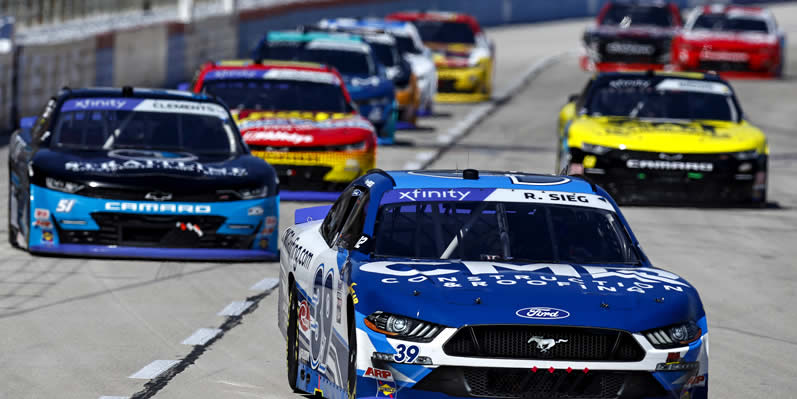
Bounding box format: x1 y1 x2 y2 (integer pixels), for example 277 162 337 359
402 51 569 170
249 276 279 292
181 327 223 346
217 300 254 317
129 359 180 379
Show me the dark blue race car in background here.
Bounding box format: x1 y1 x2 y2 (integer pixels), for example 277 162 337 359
8 87 280 260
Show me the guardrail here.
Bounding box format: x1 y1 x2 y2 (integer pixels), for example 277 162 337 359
0 0 789 132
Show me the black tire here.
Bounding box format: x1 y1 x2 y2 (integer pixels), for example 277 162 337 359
346 303 357 399
7 166 21 249
286 282 300 392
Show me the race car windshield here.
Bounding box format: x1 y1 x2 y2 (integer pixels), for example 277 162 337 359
201 79 349 113
692 14 770 33
586 79 738 121
414 21 476 44
373 202 639 264
368 41 400 67
600 5 674 28
52 104 240 154
300 49 375 75
394 35 422 55
258 43 304 60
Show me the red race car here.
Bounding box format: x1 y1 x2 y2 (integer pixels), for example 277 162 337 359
672 5 785 78
581 1 682 72
189 60 377 200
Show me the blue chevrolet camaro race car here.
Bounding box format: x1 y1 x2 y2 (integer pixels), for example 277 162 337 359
252 31 398 144
278 169 708 399
8 87 280 260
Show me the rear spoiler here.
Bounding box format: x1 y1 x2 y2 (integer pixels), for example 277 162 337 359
294 205 332 225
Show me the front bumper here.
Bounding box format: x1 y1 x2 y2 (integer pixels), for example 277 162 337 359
251 149 375 195
355 100 398 144
580 55 668 72
436 65 490 103
567 148 767 205
349 314 709 399
28 184 279 260
395 82 420 126
673 48 780 78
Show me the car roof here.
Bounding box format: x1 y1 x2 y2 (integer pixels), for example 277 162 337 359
58 87 214 102
382 170 597 194
387 11 482 33
701 4 770 17
266 30 363 43
211 59 331 72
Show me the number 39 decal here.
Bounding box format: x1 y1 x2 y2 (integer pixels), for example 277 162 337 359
393 344 419 363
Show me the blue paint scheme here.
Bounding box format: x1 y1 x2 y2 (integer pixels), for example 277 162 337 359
294 204 332 225
28 184 279 259
281 190 343 202
297 169 709 398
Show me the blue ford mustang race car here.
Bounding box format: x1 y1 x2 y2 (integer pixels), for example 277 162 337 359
8 87 280 260
278 169 708 399
253 31 398 144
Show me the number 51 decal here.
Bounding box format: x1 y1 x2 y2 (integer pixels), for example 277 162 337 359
393 344 419 363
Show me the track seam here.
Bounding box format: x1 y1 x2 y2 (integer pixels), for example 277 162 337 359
124 287 277 399
410 50 569 170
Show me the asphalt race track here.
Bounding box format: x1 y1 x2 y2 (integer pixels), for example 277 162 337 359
2 5 797 399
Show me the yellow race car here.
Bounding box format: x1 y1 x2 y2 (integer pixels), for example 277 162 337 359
387 11 494 103
558 71 768 205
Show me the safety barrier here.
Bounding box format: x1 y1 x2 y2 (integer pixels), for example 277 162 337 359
0 0 787 132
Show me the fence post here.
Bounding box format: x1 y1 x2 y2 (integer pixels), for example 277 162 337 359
177 0 194 23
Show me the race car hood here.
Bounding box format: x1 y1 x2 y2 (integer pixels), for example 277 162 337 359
233 110 376 148
425 42 489 67
352 260 704 332
340 74 394 101
31 148 274 192
568 116 767 154
586 25 678 40
680 30 778 48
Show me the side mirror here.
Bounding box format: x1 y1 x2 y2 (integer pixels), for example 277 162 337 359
20 116 37 129
567 94 580 104
176 82 191 91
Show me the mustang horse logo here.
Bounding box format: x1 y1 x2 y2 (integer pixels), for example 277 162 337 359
528 336 568 352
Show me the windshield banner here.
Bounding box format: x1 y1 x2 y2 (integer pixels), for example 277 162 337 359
61 98 229 118
380 188 615 211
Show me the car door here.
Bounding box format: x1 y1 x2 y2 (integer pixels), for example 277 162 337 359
293 184 369 386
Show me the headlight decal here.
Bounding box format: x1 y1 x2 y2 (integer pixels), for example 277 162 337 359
365 311 443 342
644 320 702 349
46 177 84 194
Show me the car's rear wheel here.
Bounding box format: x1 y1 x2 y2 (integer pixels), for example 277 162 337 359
7 167 21 249
286 281 300 392
346 301 357 399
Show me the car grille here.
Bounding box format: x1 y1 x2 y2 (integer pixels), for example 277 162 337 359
57 213 253 249
596 38 668 64
76 186 239 202
413 367 668 399
443 326 644 361
698 60 750 72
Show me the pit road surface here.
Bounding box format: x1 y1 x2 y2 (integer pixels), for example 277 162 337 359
2 5 797 399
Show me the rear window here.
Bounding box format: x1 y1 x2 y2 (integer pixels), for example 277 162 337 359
692 14 770 33
601 4 675 28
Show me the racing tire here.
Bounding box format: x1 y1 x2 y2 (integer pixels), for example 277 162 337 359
286 282 300 392
7 167 21 250
346 303 358 399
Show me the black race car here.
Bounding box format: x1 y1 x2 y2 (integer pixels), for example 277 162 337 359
8 87 280 260
582 1 683 71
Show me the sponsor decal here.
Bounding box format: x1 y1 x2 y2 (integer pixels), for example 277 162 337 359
364 367 393 381
626 159 714 172
349 282 359 305
109 149 198 162
248 206 264 216
68 98 130 110
65 159 247 177
527 336 569 352
608 79 651 89
263 69 340 85
61 98 230 118
360 262 689 295
516 307 570 320
176 222 203 237
104 202 211 213
42 231 54 243
262 216 278 235
55 199 76 213
242 130 314 144
699 50 749 62
145 191 173 201
34 208 50 220
204 69 260 80
377 383 397 398
365 179 375 188
236 115 373 132
298 300 311 332
393 344 419 363
396 189 473 202
282 229 314 270
299 348 310 363
33 220 53 229
655 79 731 96
606 42 655 55
603 120 729 138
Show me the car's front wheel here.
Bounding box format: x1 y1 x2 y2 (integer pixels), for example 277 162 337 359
286 282 300 391
347 303 357 398
7 167 22 249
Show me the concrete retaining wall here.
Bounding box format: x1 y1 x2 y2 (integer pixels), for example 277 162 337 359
1 0 789 131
